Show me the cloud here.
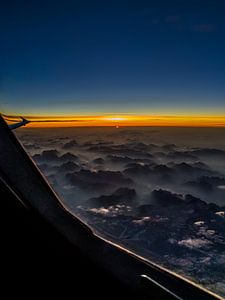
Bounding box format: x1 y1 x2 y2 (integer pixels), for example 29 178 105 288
86 143 154 159
161 144 177 151
178 238 212 249
92 157 105 165
215 211 225 217
82 141 113 147
166 151 198 162
38 163 51 172
107 155 134 164
62 139 78 149
107 155 155 167
66 169 133 192
185 176 225 193
171 162 214 178
193 24 216 32
33 150 59 163
151 189 183 206
23 143 41 150
18 128 225 297
32 150 79 167
89 187 136 208
190 148 225 158
56 161 80 173
184 179 213 192
124 160 215 186
88 205 132 217
124 164 153 178
60 152 79 162
132 216 151 225
132 216 168 225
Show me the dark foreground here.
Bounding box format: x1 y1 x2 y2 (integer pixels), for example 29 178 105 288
1 178 141 299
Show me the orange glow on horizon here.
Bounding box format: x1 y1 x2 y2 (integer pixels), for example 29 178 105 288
4 114 225 128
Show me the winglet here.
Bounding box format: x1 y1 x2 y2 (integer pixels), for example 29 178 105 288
9 117 31 130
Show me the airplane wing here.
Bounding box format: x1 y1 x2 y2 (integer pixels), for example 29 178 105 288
8 117 30 130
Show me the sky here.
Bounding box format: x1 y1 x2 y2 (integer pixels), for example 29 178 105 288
0 0 225 126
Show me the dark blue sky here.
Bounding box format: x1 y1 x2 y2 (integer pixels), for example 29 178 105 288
0 0 225 116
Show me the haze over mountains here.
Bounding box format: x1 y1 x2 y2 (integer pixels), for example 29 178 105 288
16 126 225 297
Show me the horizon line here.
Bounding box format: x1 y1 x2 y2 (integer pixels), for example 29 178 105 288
2 113 225 128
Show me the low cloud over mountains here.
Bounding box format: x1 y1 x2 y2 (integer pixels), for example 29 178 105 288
17 127 225 297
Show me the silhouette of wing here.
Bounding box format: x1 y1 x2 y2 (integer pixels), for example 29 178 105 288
8 117 30 130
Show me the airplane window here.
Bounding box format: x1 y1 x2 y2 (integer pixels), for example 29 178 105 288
1 0 225 298
14 125 225 298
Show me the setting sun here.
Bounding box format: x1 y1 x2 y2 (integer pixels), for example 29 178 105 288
103 116 127 121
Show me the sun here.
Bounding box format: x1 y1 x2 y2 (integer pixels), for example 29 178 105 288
103 116 126 121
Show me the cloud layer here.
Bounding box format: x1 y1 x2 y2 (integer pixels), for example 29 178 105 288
17 127 225 297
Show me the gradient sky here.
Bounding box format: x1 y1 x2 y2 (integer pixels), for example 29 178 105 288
0 0 225 119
